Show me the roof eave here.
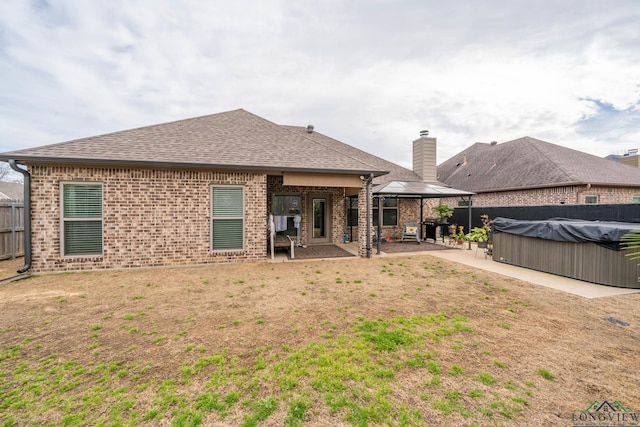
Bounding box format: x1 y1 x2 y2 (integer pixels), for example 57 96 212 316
2 156 389 177
470 181 640 193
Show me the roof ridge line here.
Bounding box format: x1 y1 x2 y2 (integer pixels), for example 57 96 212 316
4 109 248 154
523 137 578 182
282 126 394 174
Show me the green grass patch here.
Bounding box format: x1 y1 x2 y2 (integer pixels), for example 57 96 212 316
449 365 464 376
0 310 537 426
475 372 497 386
537 368 556 380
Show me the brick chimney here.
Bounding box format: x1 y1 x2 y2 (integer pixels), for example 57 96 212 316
621 149 640 168
413 131 437 182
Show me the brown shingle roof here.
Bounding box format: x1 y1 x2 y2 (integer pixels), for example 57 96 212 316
282 125 421 184
437 136 640 192
0 109 388 176
0 182 23 200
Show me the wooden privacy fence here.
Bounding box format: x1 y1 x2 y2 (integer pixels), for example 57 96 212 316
0 200 24 260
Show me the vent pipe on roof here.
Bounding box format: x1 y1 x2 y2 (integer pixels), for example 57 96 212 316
306 125 314 134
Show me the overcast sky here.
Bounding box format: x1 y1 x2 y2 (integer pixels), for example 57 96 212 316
1 0 639 170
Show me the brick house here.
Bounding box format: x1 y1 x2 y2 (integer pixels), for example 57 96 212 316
0 109 467 273
437 136 640 207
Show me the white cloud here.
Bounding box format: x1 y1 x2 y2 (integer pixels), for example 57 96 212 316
1 0 639 168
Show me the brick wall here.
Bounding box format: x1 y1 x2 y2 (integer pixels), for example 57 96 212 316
357 185 369 257
349 197 435 243
29 166 267 272
442 185 640 207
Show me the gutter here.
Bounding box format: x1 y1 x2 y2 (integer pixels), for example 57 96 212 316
8 160 31 273
0 156 390 178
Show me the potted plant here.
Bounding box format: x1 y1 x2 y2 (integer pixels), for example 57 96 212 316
432 203 454 223
465 227 488 248
451 225 466 245
480 214 493 254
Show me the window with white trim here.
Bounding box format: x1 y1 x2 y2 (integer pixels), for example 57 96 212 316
584 195 598 204
61 183 103 256
373 197 398 227
211 186 244 250
632 196 640 203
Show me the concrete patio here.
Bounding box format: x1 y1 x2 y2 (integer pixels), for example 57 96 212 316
271 240 640 299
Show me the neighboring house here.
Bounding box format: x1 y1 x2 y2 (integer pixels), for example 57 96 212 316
605 154 623 163
605 149 640 166
437 136 640 207
0 182 24 201
0 109 465 273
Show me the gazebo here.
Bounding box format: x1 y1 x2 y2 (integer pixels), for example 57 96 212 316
372 180 475 253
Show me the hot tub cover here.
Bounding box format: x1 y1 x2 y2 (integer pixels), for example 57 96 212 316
492 217 640 247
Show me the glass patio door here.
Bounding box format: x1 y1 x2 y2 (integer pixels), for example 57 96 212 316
308 194 331 244
313 198 326 238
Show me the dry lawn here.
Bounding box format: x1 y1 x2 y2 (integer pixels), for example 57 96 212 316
1 254 639 426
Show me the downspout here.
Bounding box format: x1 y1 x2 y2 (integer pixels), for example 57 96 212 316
9 160 31 273
467 195 472 250
365 173 373 258
376 195 383 255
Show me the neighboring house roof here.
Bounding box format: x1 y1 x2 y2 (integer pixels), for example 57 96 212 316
437 136 640 193
0 109 389 176
0 182 23 200
282 125 422 184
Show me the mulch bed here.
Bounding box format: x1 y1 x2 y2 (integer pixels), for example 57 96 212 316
287 244 356 260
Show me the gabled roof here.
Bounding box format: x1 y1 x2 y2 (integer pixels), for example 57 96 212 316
0 109 388 176
437 136 640 192
283 125 422 184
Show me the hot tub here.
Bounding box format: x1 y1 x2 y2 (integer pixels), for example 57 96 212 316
492 218 640 288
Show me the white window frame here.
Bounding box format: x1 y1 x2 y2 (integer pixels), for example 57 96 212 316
632 196 640 203
373 197 398 227
210 185 245 251
60 182 103 257
584 195 598 204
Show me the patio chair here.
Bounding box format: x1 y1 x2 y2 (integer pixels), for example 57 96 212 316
401 219 420 243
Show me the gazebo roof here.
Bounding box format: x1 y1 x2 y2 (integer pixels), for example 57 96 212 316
373 181 474 198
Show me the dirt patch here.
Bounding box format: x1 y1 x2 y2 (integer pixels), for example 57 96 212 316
0 258 25 280
1 255 639 426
